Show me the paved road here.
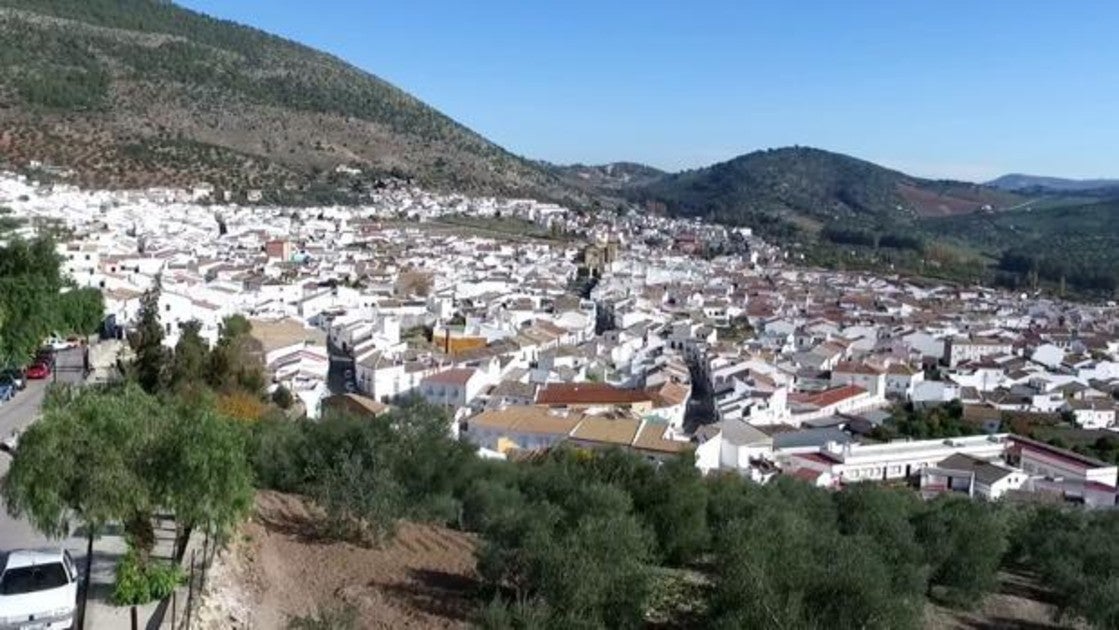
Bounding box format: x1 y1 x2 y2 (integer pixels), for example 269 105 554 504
0 349 93 615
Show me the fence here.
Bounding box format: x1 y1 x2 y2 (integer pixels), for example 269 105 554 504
154 530 220 630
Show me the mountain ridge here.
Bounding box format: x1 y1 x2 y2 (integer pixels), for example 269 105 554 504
0 0 588 205
986 173 1119 196
623 147 1024 238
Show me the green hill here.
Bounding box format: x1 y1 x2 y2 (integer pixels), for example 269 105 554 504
922 200 1119 295
0 0 584 204
628 147 1023 238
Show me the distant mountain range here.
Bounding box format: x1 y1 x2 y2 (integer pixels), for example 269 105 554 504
986 174 1119 196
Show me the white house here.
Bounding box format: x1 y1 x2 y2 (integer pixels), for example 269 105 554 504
788 434 1009 485
885 363 925 400
419 368 488 409
1066 400 1117 430
830 362 886 399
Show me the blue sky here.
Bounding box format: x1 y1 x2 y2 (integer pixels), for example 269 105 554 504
178 1 1119 181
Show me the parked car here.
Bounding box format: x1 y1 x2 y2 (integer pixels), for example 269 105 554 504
0 380 13 402
0 430 19 455
44 334 75 351
0 549 80 629
36 350 55 369
0 368 25 390
26 363 50 380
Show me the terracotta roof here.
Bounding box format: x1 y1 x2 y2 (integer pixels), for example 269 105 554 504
469 406 583 435
569 415 642 445
631 422 692 454
833 362 883 376
536 382 653 406
648 381 691 407
789 385 867 408
335 393 390 416
422 368 477 386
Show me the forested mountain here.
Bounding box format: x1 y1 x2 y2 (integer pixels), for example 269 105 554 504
627 147 1023 237
922 199 1119 294
987 173 1119 196
0 0 586 204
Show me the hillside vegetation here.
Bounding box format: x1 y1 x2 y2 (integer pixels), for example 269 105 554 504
0 0 583 204
627 147 1024 238
922 200 1119 295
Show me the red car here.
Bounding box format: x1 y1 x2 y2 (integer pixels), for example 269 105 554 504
25 363 50 380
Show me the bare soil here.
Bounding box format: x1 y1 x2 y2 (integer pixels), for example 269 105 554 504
923 572 1083 630
196 491 479 629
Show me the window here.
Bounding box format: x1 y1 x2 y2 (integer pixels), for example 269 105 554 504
0 562 70 594
165 304 171 312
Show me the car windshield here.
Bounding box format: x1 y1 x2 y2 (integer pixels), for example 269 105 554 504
0 563 69 595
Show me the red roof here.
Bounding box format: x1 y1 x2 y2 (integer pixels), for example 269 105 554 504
794 451 842 465
536 382 653 406
422 368 477 387
833 362 883 376
789 385 867 408
1009 435 1112 470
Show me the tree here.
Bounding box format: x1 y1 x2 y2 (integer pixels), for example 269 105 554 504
169 319 210 393
55 287 105 335
154 399 254 556
914 497 1007 608
628 454 710 566
0 236 65 365
129 282 169 394
1 385 164 613
208 314 264 394
271 384 294 409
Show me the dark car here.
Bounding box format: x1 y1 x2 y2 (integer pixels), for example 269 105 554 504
36 349 56 368
0 368 25 390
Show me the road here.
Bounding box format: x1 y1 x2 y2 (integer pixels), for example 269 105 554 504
0 348 92 612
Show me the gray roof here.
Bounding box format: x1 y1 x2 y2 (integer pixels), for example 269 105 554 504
773 427 853 450
719 421 774 447
937 453 1017 485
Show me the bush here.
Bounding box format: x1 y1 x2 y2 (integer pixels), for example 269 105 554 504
111 550 184 606
271 384 294 409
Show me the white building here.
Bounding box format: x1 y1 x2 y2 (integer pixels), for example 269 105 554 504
788 434 1009 485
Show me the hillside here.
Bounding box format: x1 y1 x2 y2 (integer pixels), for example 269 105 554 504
987 173 1119 194
547 161 666 190
0 0 584 204
628 147 1024 237
922 199 1119 294
986 173 1119 199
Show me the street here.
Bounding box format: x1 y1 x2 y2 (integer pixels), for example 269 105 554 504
0 348 109 627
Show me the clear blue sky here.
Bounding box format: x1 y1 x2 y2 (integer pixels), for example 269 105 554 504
178 0 1118 181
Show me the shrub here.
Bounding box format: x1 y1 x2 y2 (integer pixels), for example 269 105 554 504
111 549 184 606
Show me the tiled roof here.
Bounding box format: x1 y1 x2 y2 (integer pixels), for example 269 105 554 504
536 382 653 406
631 422 692 454
569 415 642 446
422 367 477 386
469 406 583 435
788 385 867 408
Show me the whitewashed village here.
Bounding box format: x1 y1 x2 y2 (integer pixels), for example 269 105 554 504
5 168 1119 509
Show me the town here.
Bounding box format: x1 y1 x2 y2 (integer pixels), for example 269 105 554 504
4 168 1118 509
